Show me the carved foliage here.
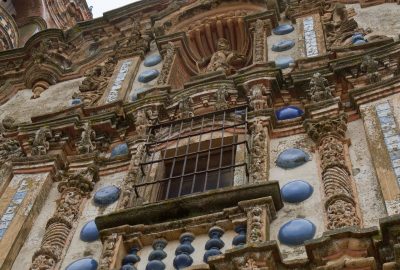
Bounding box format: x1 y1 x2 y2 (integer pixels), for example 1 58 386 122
157 42 176 85
249 207 264 243
304 113 347 143
99 234 119 270
251 119 268 183
326 199 360 230
253 20 267 63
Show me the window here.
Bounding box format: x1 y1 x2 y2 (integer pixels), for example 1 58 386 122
134 106 249 203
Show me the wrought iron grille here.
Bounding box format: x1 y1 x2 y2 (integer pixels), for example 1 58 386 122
134 106 250 203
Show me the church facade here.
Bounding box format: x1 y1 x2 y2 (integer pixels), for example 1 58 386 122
0 0 399 269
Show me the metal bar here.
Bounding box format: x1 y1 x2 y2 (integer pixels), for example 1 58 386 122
204 113 216 192
216 110 226 189
133 163 248 188
165 120 184 199
178 117 194 197
191 115 205 194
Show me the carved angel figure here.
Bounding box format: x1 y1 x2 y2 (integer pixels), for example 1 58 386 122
205 38 245 75
31 127 52 156
307 72 333 102
360 55 381 84
77 123 96 154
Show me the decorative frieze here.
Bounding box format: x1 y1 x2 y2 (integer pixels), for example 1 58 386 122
304 113 361 230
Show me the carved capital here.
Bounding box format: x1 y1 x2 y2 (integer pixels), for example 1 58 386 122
303 113 347 142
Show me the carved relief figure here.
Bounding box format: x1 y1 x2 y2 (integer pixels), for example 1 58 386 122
214 86 229 110
31 127 52 156
178 96 194 119
360 55 381 84
205 38 245 75
77 123 96 154
249 84 269 110
307 72 333 102
75 56 117 106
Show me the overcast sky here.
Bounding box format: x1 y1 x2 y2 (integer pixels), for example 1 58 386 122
87 0 139 18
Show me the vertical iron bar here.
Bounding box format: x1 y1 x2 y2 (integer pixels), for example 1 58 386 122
204 112 216 192
178 117 194 197
166 120 184 199
191 115 205 193
216 111 226 188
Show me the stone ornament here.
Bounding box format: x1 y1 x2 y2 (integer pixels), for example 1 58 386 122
157 42 176 85
253 19 267 63
249 84 269 110
214 86 229 110
205 38 245 75
307 72 333 103
360 55 381 84
31 127 52 156
75 56 118 106
120 143 146 208
135 109 152 137
250 119 268 183
304 114 361 230
98 233 119 270
115 18 151 59
77 123 96 154
178 96 194 119
30 165 99 270
0 135 23 166
249 207 263 243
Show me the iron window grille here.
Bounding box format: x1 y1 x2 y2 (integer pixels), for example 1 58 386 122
133 106 250 203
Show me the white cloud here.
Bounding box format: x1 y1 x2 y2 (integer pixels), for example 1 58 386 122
87 0 139 18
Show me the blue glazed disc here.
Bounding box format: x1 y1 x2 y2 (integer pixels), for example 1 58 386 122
276 148 309 169
71 98 81 105
111 143 129 157
351 33 364 44
275 106 303 120
273 24 295 35
94 185 121 206
272 40 295 52
281 180 314 203
138 69 160 83
353 39 367 45
275 55 294 69
65 258 98 270
278 219 316 246
80 220 99 242
144 54 162 67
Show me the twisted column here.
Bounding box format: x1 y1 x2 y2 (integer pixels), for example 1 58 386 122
30 165 99 270
304 113 361 230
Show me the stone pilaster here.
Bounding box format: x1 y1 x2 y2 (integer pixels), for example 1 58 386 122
304 113 361 230
251 19 268 64
157 42 176 85
30 165 99 270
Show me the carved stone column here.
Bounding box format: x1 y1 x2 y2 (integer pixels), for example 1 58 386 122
250 119 269 183
30 165 99 270
304 113 361 230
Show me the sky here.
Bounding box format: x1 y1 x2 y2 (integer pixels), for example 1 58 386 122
87 0 139 18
